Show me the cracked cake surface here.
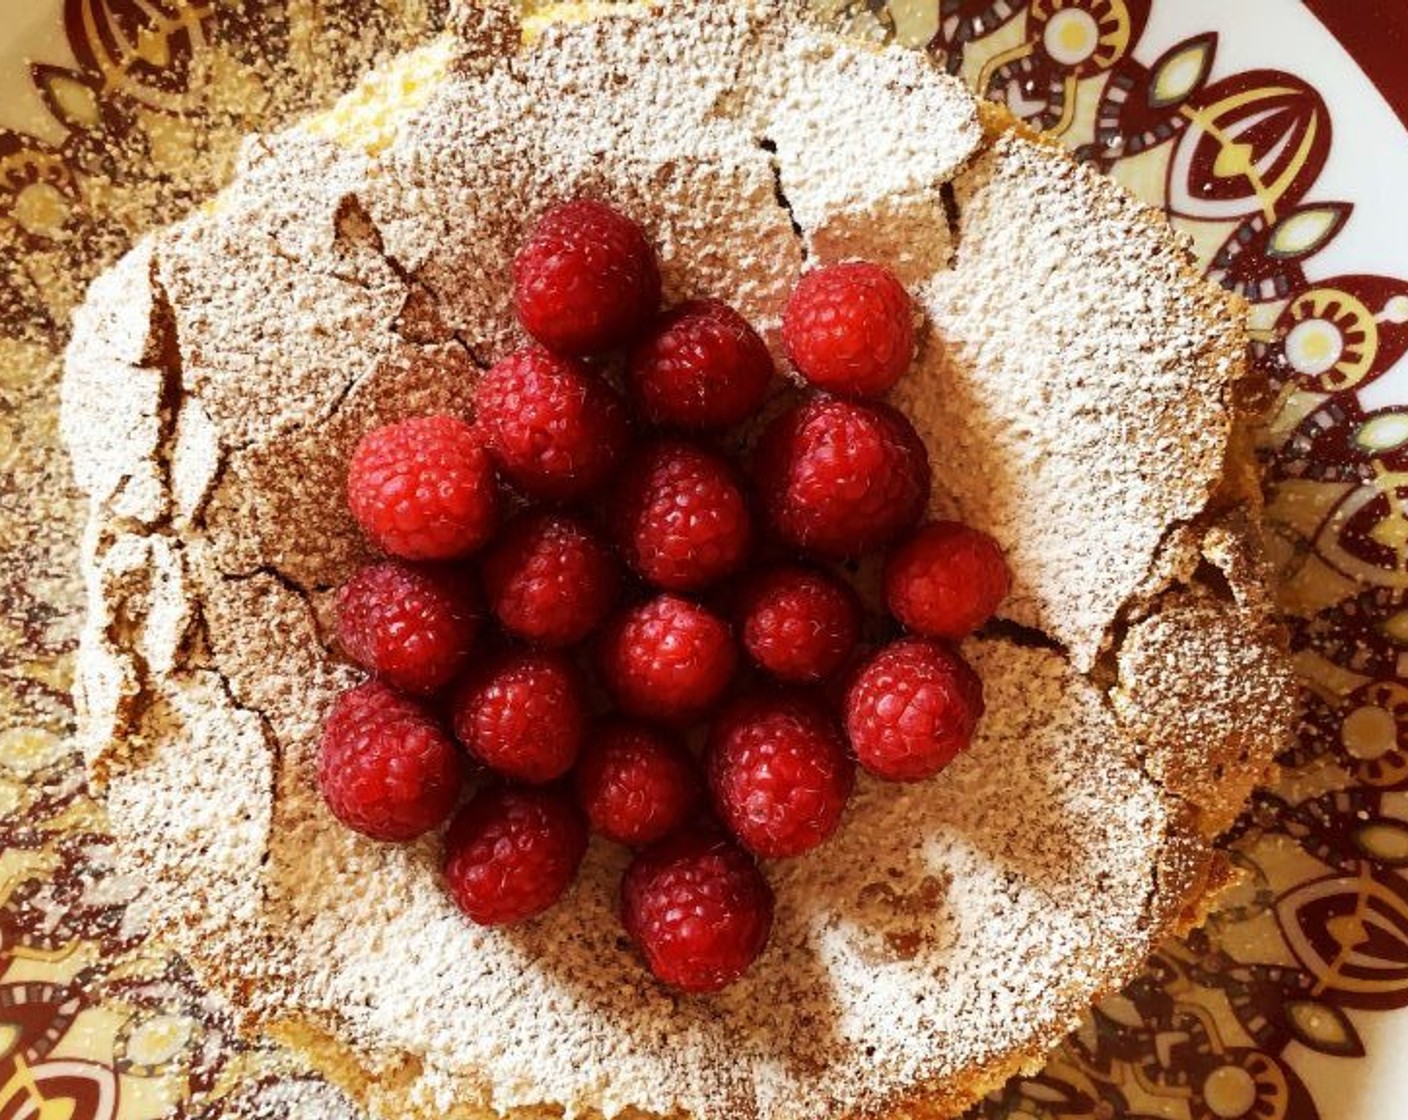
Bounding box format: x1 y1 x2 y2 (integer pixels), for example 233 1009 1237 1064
59 3 1297 1119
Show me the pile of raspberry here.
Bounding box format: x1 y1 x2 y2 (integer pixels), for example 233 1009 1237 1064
320 199 1011 994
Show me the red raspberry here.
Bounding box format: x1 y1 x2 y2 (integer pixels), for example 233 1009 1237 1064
335 561 480 695
621 830 774 993
443 785 588 926
317 682 461 841
513 199 661 355
475 346 629 501
885 521 1012 640
707 693 854 859
844 638 984 782
574 720 701 846
754 397 930 558
782 262 915 397
738 566 860 683
598 595 738 724
481 512 620 648
627 299 774 429
613 440 752 592
451 650 586 783
347 415 498 560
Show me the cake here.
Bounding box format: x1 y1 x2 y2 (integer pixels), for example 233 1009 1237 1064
58 3 1298 1118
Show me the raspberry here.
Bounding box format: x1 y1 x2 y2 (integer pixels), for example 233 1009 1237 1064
782 262 915 397
335 561 480 695
754 396 930 558
317 682 461 841
620 830 774 992
613 440 753 592
481 512 620 648
513 199 661 355
443 785 588 926
451 650 586 783
844 638 984 782
707 693 854 859
738 566 860 683
574 720 701 846
347 415 498 560
627 299 773 429
598 595 738 723
475 345 630 501
884 521 1012 640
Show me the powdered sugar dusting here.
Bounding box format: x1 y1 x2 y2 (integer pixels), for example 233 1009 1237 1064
758 26 979 277
60 4 1293 1120
210 1076 365 1120
893 132 1246 671
1113 591 1296 836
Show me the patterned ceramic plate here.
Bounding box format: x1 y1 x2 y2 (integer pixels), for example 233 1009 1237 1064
3 2 1408 1118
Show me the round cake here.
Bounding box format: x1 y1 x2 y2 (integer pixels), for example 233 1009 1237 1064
59 3 1297 1118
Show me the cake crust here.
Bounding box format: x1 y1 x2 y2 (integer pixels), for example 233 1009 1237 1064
60 4 1296 1119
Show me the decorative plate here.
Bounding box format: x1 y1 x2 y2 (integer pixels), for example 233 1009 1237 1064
2 2 1407 1118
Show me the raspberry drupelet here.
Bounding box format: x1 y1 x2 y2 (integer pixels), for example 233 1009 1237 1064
884 521 1012 640
443 785 588 927
347 415 499 561
597 595 738 724
317 682 461 842
621 829 774 993
782 261 915 398
451 650 586 784
754 396 930 559
475 345 630 501
512 199 661 355
574 719 701 847
627 298 774 429
845 638 984 782
613 440 753 592
481 511 620 648
737 565 861 683
335 561 480 695
708 692 855 859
